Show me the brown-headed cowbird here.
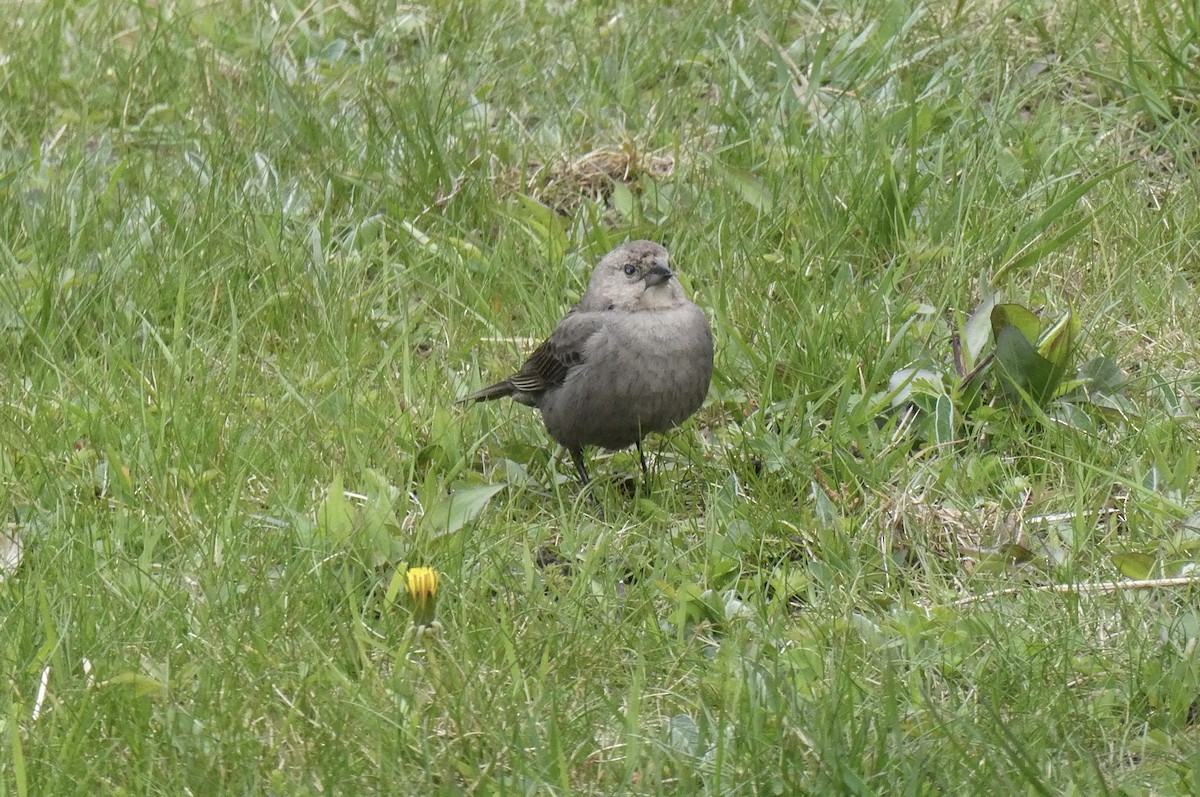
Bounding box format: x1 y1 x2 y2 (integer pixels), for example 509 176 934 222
457 240 714 485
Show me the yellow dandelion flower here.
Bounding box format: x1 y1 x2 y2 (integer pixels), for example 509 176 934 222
405 567 440 627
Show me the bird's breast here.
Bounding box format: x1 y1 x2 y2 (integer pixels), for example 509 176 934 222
535 305 712 450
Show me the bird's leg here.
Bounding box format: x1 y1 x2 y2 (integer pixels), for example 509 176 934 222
635 439 656 496
569 448 605 518
570 448 590 486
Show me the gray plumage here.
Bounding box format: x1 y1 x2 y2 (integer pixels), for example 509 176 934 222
457 240 714 485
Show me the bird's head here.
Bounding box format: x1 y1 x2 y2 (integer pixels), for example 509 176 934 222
582 240 687 312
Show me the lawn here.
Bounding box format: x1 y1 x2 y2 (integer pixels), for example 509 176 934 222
2 0 1199 793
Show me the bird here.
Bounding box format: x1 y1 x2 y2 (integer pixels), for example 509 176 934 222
456 240 714 485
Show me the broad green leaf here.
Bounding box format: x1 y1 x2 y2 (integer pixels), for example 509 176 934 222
933 393 955 447
1178 516 1200 554
1024 309 1077 404
1077 356 1126 395
420 482 506 537
812 482 841 527
962 292 999 366
1111 552 1156 580
609 181 634 219
1035 308 1078 369
108 672 169 699
1049 401 1095 432
990 304 1041 345
398 222 482 262
993 324 1061 404
1162 558 1195 577
1142 466 1168 493
0 524 21 581
723 165 774 213
955 371 985 413
971 545 1039 574
995 148 1024 188
996 543 1035 563
1086 392 1137 421
509 195 570 261
668 714 701 758
1065 357 1137 419
888 367 944 407
987 304 1077 406
315 474 355 544
360 470 403 566
383 568 406 604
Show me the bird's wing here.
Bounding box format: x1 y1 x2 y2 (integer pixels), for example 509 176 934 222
508 311 605 395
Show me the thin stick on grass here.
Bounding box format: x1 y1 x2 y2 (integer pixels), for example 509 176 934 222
940 575 1200 608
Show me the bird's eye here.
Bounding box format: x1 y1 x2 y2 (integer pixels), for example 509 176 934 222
623 264 637 276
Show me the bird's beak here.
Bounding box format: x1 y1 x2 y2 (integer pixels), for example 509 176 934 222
644 262 673 288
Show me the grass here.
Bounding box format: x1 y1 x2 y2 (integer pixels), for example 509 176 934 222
2 0 1200 793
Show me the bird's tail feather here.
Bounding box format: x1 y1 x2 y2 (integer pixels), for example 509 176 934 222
454 380 514 404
